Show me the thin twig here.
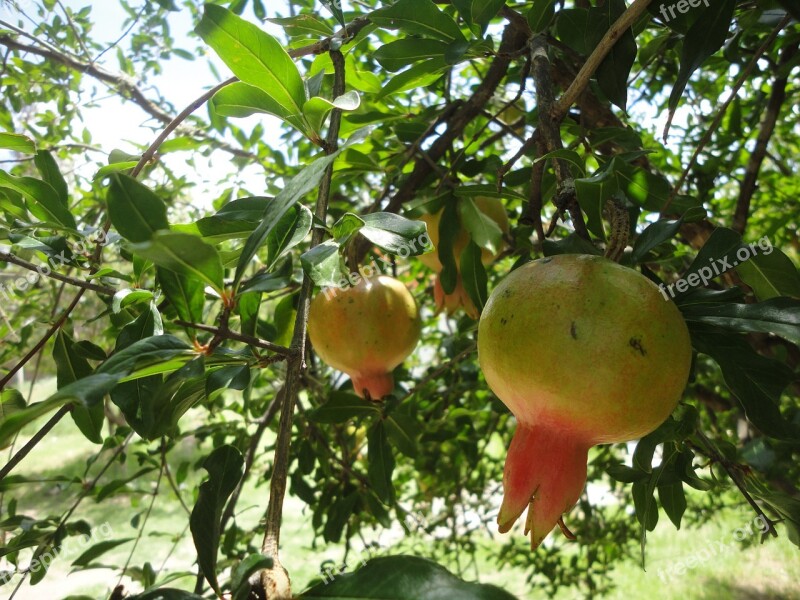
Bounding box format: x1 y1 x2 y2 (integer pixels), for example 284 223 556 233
0 405 72 482
173 319 293 356
258 49 347 599
0 251 116 295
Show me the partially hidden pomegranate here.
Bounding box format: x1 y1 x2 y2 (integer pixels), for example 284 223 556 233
478 254 692 548
418 196 509 319
308 275 421 400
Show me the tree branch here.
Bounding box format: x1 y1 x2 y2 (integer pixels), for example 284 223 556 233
173 319 293 357
733 40 798 234
0 251 116 295
551 0 653 121
257 49 347 600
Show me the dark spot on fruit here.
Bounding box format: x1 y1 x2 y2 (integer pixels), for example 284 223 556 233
541 257 554 264
348 298 355 304
503 289 512 298
570 321 578 339
629 336 646 356
500 317 508 326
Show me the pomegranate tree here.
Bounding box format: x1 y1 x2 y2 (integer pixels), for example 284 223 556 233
418 196 509 318
308 275 421 400
478 254 692 548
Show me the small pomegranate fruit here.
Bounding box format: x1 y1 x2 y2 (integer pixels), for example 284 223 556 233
308 275 421 400
478 254 691 548
418 196 509 318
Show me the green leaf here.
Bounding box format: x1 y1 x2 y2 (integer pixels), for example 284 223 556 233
267 14 333 38
367 422 395 504
232 554 274 600
360 212 429 256
667 0 736 113
458 197 503 255
332 213 365 241
0 132 35 153
301 239 347 288
34 151 68 205
71 538 134 568
630 218 682 263
528 0 556 33
106 174 169 243
373 39 449 72
0 169 76 228
131 231 224 294
128 590 205 600
0 389 26 422
690 324 799 440
376 58 449 100
211 82 296 127
736 246 800 301
575 167 618 240
370 0 467 44
459 241 487 315
191 445 244 594
300 555 518 599
303 91 361 136
157 268 205 324
233 126 373 289
265 203 313 270
589 0 637 110
384 410 418 458
307 392 382 423
319 0 346 28
680 226 742 289
99 335 192 377
437 200 460 295
53 331 103 444
657 476 687 529
632 480 659 532
196 5 306 130
681 298 800 345
0 374 119 449
453 0 505 30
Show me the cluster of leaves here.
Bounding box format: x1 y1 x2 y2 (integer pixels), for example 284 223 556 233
0 0 798 598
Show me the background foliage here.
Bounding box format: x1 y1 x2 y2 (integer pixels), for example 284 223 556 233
0 0 798 598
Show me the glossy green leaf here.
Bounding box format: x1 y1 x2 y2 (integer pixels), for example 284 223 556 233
681 298 800 345
308 392 382 423
437 200 460 295
360 212 429 256
575 167 618 240
71 538 134 568
303 91 361 136
459 197 503 255
0 170 76 228
373 39 449 72
736 247 800 301
232 554 274 600
197 5 306 129
630 218 682 263
332 212 365 241
459 241 487 315
53 331 103 444
301 239 347 288
370 0 467 44
34 151 68 205
211 82 305 133
157 268 205 324
367 422 395 504
131 231 224 294
301 555 518 599
190 445 244 594
667 0 736 113
528 0 556 32
107 174 169 243
589 0 637 110
690 324 798 440
0 132 35 154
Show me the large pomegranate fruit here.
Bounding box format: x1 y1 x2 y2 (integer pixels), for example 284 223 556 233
478 254 692 548
418 196 509 318
308 275 421 400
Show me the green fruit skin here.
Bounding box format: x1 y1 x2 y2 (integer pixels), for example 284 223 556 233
478 254 692 444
